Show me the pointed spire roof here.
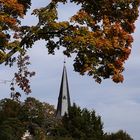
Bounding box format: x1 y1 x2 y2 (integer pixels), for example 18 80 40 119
56 62 71 118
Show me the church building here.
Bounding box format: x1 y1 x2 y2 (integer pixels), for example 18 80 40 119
56 62 71 118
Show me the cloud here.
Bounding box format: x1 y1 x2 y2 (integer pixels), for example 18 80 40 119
100 100 140 140
0 1 140 140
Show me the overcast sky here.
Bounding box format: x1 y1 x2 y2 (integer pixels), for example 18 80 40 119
0 1 140 140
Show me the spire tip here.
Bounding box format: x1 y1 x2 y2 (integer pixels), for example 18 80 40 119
64 58 66 64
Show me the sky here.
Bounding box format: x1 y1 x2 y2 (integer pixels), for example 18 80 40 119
0 1 140 139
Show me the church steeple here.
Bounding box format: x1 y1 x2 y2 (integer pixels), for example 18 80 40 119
56 62 71 118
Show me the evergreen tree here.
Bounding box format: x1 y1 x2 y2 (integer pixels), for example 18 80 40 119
53 103 104 140
104 130 133 140
0 98 134 140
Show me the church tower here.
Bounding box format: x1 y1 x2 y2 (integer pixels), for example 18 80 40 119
56 62 71 118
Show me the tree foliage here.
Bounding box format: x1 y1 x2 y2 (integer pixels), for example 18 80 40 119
104 130 133 140
0 118 25 140
0 99 25 140
0 98 21 123
0 0 34 95
0 0 31 63
21 0 140 83
0 97 56 139
19 97 46 126
0 0 140 94
52 103 104 140
0 98 134 140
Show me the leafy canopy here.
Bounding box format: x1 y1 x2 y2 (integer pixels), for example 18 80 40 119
0 0 140 85
0 0 33 95
0 0 31 63
0 97 56 139
0 98 134 140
